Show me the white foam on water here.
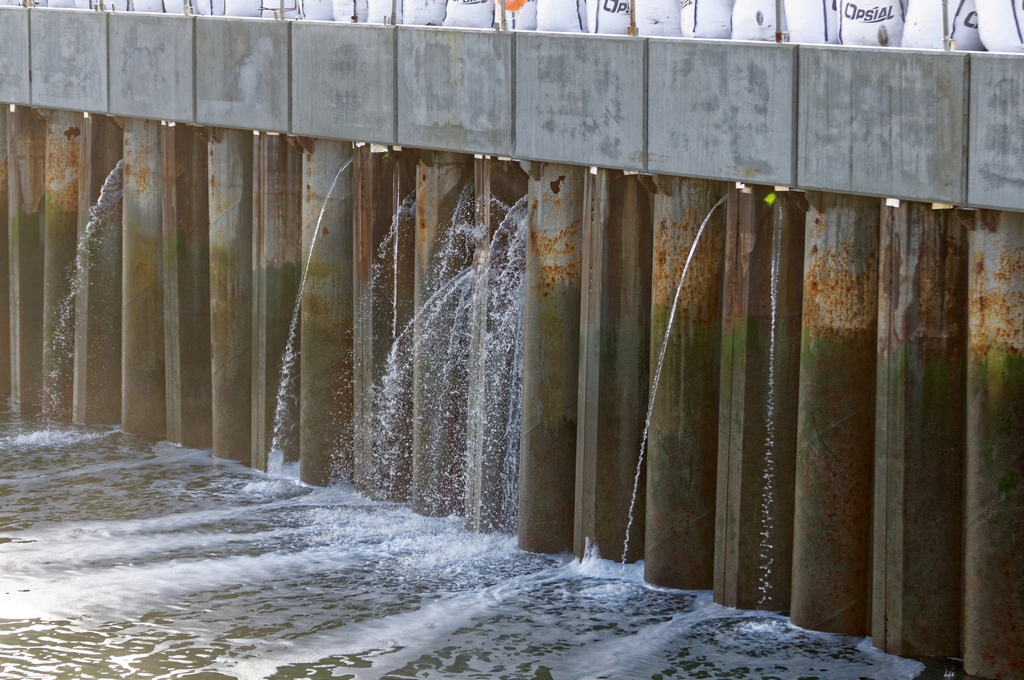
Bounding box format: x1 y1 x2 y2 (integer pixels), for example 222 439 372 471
0 422 930 680
0 427 112 451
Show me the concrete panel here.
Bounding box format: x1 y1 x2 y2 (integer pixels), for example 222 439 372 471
397 27 512 157
109 13 194 123
516 32 644 171
798 45 968 205
196 17 289 132
648 39 796 186
30 9 108 113
291 22 394 145
0 8 30 106
968 53 1024 211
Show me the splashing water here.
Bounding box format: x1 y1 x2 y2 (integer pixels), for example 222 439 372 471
465 197 527 532
368 185 526 530
267 158 353 477
44 160 124 418
758 199 784 606
621 195 728 569
0 411 928 679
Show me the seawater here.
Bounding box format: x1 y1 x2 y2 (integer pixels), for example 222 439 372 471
0 408 936 680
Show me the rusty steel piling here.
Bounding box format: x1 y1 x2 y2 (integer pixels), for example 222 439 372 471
72 114 123 426
518 162 585 554
353 146 416 500
574 169 653 563
644 176 727 589
791 191 880 635
161 123 212 448
872 201 968 657
412 150 475 517
298 138 354 486
964 209 1024 680
251 132 302 471
0 107 10 396
122 118 166 437
41 109 82 422
714 184 805 611
208 128 253 463
8 106 47 413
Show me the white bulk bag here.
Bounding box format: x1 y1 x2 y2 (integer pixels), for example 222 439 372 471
48 0 78 7
191 0 226 14
443 0 493 26
366 0 399 22
975 0 1023 51
638 0 684 34
838 0 905 44
302 0 335 18
403 0 446 23
513 0 539 28
785 0 840 41
536 0 588 30
331 0 352 18
131 0 166 11
681 0 735 37
225 0 262 14
902 0 983 49
732 0 781 39
588 0 631 33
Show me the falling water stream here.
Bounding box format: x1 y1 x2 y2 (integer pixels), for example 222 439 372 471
621 196 728 568
267 158 353 476
757 197 785 606
43 161 124 415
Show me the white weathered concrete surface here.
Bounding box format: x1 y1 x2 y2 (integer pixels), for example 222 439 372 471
0 8 30 106
515 31 644 171
0 13 1021 210
30 9 108 112
798 45 969 204
967 52 1024 211
648 39 796 186
397 26 513 156
291 22 395 144
196 16 290 132
109 13 195 123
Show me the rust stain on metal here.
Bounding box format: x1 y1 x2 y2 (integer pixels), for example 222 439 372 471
534 218 582 289
650 179 727 326
45 113 83 214
969 210 1024 358
125 122 159 200
801 196 879 340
